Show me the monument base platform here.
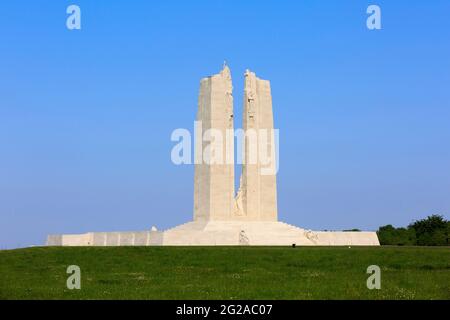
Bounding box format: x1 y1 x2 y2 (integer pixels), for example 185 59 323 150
46 221 379 246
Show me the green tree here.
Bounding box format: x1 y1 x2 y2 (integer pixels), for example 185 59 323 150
408 215 448 246
377 224 416 246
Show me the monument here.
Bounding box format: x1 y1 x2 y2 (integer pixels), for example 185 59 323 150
47 66 380 246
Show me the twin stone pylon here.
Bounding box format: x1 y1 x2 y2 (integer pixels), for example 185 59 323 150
193 65 278 222
46 65 380 246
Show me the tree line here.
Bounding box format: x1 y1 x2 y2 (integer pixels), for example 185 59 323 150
376 215 449 246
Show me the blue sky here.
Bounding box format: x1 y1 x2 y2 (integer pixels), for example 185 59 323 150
1 1 449 248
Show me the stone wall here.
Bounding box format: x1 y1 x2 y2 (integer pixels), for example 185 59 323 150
46 231 163 246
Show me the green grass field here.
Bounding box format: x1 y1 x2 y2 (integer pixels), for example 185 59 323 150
0 246 449 299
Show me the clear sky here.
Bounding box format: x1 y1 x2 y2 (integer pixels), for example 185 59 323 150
1 1 449 248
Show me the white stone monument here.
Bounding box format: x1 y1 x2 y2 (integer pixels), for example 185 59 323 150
47 66 380 246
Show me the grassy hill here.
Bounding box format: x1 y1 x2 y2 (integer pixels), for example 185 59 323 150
0 246 449 299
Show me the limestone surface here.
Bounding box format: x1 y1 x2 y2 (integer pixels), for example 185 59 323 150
194 66 235 221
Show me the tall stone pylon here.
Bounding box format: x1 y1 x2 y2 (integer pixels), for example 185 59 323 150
193 65 235 221
234 69 278 221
